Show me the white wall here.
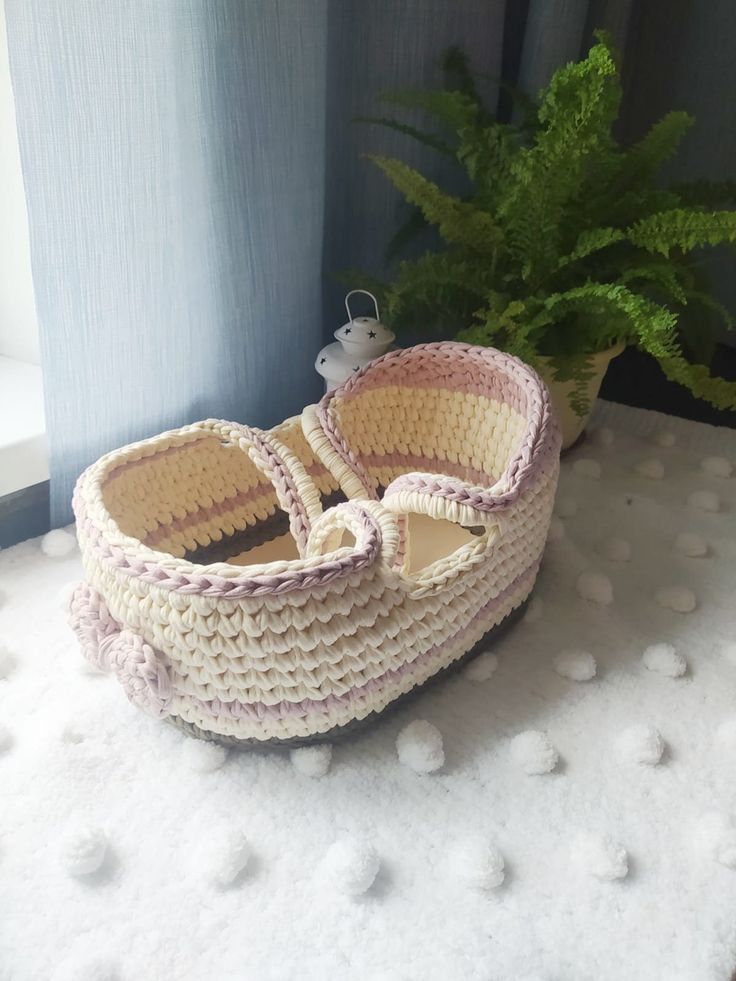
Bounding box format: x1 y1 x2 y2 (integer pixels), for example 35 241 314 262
0 3 39 364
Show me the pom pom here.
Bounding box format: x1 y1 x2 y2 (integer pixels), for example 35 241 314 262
51 956 119 981
321 837 380 896
41 528 77 558
717 833 736 869
593 426 614 447
464 652 498 682
674 531 707 557
573 832 628 880
523 597 544 623
700 455 732 478
60 720 86 745
616 724 664 765
199 829 252 886
642 643 687 677
449 835 505 890
572 458 601 479
0 645 17 680
60 823 108 876
688 490 720 513
654 585 696 613
722 641 736 667
181 739 228 773
714 716 736 752
510 730 558 775
546 516 565 543
600 537 631 562
695 813 736 870
576 570 613 605
290 744 332 778
0 723 13 754
654 431 676 447
554 496 578 519
396 720 444 774
634 458 664 479
553 649 597 681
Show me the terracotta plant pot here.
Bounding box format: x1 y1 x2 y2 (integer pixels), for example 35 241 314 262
536 344 625 450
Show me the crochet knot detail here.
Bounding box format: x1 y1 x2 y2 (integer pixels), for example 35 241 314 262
107 631 173 718
68 582 119 670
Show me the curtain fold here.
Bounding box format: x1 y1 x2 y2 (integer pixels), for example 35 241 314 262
6 0 644 525
6 0 330 524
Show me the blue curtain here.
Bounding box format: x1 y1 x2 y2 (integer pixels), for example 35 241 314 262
5 0 619 524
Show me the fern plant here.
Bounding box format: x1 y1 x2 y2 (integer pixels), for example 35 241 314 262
355 34 736 415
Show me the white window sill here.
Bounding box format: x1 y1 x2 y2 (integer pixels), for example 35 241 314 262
0 354 48 495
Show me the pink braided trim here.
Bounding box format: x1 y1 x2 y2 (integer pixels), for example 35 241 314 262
180 560 539 724
317 343 559 513
73 494 384 598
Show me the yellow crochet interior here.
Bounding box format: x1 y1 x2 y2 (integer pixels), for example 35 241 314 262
100 390 516 573
101 423 335 562
331 385 526 490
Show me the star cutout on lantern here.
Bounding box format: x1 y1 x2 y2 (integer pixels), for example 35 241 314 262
368 330 377 338
344 327 352 335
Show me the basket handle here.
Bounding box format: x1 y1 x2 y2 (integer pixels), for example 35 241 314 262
382 471 510 530
209 420 323 557
305 499 401 572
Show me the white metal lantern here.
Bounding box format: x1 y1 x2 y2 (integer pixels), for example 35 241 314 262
315 290 395 391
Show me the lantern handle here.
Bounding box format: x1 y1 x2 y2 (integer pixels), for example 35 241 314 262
345 289 380 324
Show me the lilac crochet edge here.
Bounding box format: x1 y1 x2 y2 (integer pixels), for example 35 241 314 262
73 490 383 599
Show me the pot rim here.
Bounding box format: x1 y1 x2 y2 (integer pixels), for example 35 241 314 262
536 341 625 367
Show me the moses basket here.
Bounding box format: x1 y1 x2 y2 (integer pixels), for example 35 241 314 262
70 342 561 746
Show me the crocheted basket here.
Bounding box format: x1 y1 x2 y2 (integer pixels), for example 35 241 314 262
70 342 561 746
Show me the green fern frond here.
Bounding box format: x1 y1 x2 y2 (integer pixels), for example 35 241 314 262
499 38 621 283
353 116 454 155
366 155 502 253
558 227 626 268
618 262 689 305
543 282 679 351
351 37 736 416
385 252 491 327
457 300 539 363
628 209 736 255
384 207 428 263
456 122 518 189
670 179 736 208
441 47 491 122
378 89 479 132
683 289 734 329
618 112 693 188
655 357 736 410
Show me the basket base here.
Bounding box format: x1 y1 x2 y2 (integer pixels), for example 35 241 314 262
167 595 531 751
